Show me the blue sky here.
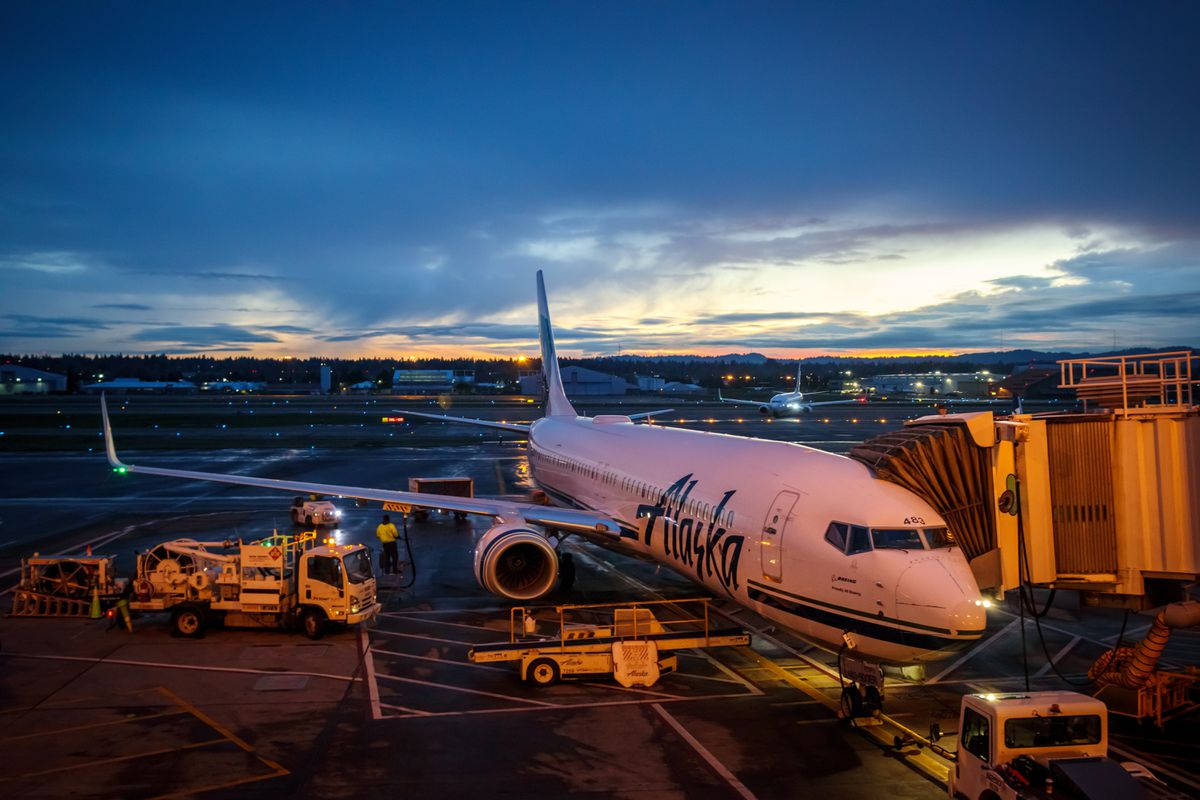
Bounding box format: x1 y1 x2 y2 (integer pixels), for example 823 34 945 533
2 2 1198 356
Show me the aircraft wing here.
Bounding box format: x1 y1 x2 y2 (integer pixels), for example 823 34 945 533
806 397 867 407
717 391 766 407
395 408 531 432
101 396 617 537
627 408 673 421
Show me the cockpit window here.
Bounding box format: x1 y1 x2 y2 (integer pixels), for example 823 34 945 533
871 528 924 551
923 527 955 548
846 525 871 555
824 522 847 551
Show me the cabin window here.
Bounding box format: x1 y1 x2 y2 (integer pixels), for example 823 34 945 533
824 522 847 552
1004 714 1101 749
845 525 872 555
923 527 955 549
871 528 925 551
961 708 991 762
308 555 343 589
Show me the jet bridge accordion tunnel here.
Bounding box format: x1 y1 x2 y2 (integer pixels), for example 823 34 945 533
849 409 1200 607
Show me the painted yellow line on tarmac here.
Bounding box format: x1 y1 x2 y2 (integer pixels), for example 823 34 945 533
0 738 228 782
0 708 189 742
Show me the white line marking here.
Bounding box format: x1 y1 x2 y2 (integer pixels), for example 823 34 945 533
1110 742 1200 792
372 672 559 706
370 647 510 673
696 649 763 696
0 651 360 683
579 681 680 699
378 701 432 716
1033 635 1082 678
376 614 509 635
652 703 759 800
369 628 475 646
927 619 1020 684
374 692 747 721
360 626 382 720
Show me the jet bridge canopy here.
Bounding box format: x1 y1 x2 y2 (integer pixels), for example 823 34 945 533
849 420 996 567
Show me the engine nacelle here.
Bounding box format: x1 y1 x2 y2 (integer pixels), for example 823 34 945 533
758 405 771 415
473 523 559 601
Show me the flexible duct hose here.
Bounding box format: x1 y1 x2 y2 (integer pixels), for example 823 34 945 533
1089 601 1200 689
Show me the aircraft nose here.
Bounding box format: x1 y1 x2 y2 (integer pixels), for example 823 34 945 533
948 598 987 632
896 560 985 633
895 560 955 608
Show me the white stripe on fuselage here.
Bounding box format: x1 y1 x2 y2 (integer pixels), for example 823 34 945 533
526 415 985 664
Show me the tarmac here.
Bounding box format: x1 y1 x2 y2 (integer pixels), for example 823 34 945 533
1 396 1198 798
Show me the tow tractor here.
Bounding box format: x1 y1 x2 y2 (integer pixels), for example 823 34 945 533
948 691 1186 799
468 598 750 688
130 531 378 638
290 494 341 527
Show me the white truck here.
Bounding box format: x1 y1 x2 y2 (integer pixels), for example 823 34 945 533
949 691 1184 800
130 532 378 639
290 494 342 527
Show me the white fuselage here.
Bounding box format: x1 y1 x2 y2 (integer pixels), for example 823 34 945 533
764 390 812 416
527 414 986 664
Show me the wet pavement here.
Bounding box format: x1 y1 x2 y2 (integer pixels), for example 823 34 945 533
1 396 1197 798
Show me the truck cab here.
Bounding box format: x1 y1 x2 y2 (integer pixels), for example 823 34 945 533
291 494 341 527
297 544 378 637
950 691 1175 800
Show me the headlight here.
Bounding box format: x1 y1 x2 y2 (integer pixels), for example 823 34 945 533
350 600 360 613
334 509 343 517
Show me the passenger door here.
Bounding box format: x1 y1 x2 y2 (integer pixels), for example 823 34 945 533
304 555 344 613
955 706 992 799
760 491 799 582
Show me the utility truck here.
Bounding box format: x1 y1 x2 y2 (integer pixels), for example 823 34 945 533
130 531 378 639
948 691 1184 799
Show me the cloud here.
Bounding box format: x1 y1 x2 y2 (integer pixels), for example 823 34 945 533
92 303 153 311
253 324 311 334
130 324 282 347
0 252 91 274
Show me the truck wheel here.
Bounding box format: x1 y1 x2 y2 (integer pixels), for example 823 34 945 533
840 685 864 721
526 658 560 686
301 608 325 640
172 607 204 638
291 509 300 524
305 514 313 526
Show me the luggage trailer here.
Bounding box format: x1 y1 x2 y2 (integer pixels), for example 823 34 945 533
468 598 751 688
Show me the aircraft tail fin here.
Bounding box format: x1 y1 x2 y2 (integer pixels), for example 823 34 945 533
536 270 577 417
796 360 803 394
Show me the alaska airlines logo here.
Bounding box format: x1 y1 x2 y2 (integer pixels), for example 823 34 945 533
636 474 742 595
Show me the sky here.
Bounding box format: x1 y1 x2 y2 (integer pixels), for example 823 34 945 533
1 2 1198 358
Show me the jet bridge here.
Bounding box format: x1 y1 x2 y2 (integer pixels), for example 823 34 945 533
850 351 1199 607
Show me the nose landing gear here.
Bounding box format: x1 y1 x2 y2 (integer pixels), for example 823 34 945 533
837 640 885 725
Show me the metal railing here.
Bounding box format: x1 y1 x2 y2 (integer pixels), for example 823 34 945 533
1058 351 1195 417
508 597 713 649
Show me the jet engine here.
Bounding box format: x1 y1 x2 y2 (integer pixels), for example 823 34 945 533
473 523 559 600
758 405 771 415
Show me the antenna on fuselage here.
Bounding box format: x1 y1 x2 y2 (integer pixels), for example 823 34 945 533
536 270 578 418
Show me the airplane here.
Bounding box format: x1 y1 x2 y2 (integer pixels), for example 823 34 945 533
99 271 987 667
718 362 865 417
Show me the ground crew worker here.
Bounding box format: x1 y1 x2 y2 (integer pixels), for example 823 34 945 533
376 514 400 575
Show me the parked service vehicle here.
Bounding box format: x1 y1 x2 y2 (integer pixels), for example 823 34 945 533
290 494 341 526
949 691 1183 799
130 532 377 639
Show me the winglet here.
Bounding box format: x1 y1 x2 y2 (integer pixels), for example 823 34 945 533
100 394 127 470
536 270 577 417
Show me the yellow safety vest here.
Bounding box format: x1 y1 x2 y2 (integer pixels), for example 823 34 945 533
376 523 399 543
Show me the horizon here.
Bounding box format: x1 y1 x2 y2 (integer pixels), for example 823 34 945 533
3 4 1198 358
